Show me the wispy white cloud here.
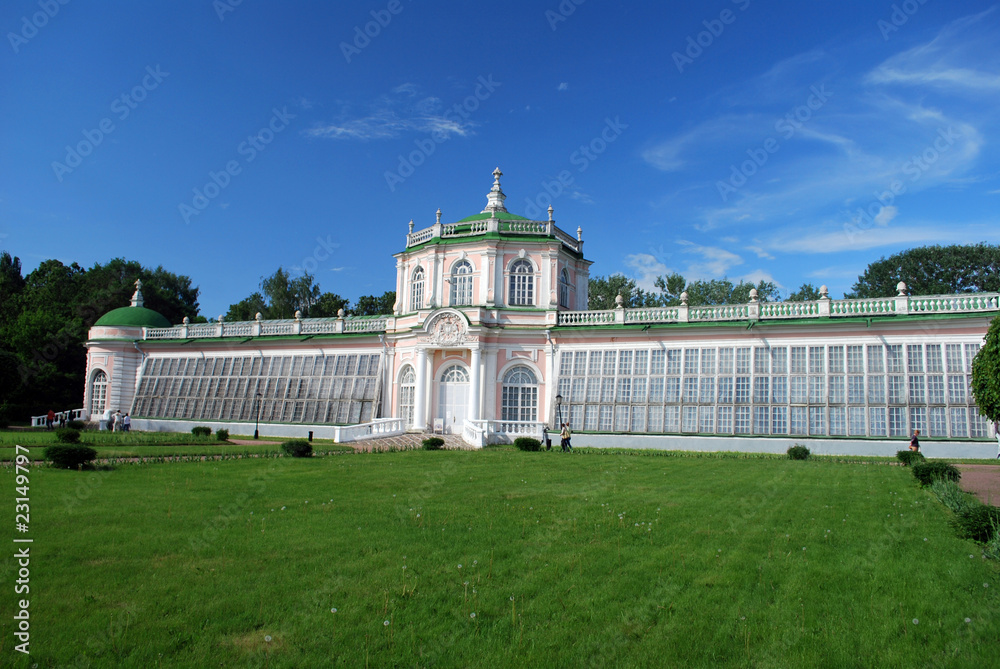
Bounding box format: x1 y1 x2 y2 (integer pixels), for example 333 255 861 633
768 221 996 254
625 253 670 291
557 82 568 91
677 241 744 278
307 84 474 140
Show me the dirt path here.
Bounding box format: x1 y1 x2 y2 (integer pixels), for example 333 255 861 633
956 465 1000 506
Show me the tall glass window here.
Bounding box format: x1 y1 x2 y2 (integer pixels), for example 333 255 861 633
410 266 424 311
450 260 473 306
90 370 108 415
559 268 572 308
509 259 534 306
501 366 537 422
399 366 415 428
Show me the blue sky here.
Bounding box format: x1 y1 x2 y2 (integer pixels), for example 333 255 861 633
2 1 999 318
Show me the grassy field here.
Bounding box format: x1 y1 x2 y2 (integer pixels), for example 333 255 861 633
2 449 998 667
0 429 353 461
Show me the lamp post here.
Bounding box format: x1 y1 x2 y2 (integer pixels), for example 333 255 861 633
253 392 262 440
555 393 563 429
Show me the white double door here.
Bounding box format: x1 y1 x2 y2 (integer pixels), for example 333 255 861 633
437 379 468 434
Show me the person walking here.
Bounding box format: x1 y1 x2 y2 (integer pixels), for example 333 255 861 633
123 413 131 433
46 409 55 430
995 422 1000 459
101 408 110 431
561 423 572 452
909 428 920 452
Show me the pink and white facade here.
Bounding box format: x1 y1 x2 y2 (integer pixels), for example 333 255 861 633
82 169 1000 454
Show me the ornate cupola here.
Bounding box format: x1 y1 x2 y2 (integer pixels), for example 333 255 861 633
481 166 508 215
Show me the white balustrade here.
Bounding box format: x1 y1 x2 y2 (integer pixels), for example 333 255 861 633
332 417 405 443
462 419 488 448
758 301 820 318
407 227 435 246
829 298 896 316
624 307 680 323
558 310 616 325
689 305 749 321
908 292 1000 314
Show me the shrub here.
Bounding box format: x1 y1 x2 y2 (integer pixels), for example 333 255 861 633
216 429 230 442
787 445 810 460
422 437 445 450
930 479 978 516
191 426 212 437
281 439 313 457
912 461 961 486
896 450 926 466
55 427 81 444
44 444 98 469
67 419 87 430
985 519 1000 561
952 504 1000 543
514 437 542 452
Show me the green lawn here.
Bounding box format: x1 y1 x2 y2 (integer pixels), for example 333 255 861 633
2 450 997 667
0 429 353 461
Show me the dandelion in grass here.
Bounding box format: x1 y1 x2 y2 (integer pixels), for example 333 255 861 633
457 564 462 569
265 635 272 642
384 620 390 626
985 583 990 588
912 619 918 625
331 608 337 613
470 612 476 619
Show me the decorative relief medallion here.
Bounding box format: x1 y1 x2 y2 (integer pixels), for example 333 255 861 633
427 312 466 346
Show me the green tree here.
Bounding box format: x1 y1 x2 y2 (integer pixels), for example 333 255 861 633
225 292 268 322
588 274 662 310
971 314 1000 424
261 268 321 318
848 243 1000 298
309 292 350 318
683 278 780 306
353 291 396 316
787 283 822 302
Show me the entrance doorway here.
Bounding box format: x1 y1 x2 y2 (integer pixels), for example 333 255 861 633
437 364 469 434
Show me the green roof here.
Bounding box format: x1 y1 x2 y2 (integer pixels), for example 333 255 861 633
455 212 531 223
94 306 172 329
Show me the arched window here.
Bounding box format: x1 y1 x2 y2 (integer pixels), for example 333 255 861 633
90 370 108 415
509 259 534 306
441 365 469 383
399 366 415 428
559 268 572 308
501 365 538 422
410 266 424 311
451 260 474 306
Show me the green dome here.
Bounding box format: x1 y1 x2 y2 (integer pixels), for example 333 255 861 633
94 306 172 328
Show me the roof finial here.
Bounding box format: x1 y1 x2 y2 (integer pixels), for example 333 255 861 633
130 278 144 308
481 166 508 215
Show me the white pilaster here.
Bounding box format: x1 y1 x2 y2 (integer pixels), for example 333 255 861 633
469 346 482 421
413 348 429 431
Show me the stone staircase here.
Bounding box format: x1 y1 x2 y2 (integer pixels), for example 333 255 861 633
352 432 469 452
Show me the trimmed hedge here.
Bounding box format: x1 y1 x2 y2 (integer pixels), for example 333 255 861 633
55 427 81 444
787 445 810 460
953 505 1000 544
191 426 212 437
44 444 98 469
281 439 313 457
514 437 542 452
216 429 230 442
67 419 87 430
912 461 961 486
422 437 445 450
896 450 926 466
